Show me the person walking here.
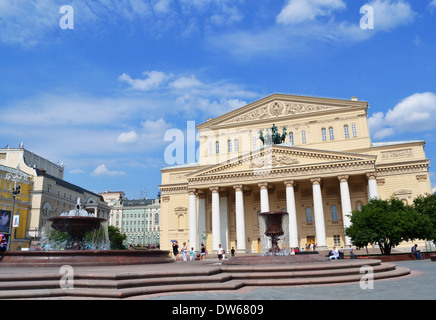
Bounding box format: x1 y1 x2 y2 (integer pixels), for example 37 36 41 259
200 243 207 261
181 242 188 261
190 247 195 262
172 240 179 261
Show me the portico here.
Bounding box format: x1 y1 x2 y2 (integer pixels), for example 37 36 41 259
183 145 378 252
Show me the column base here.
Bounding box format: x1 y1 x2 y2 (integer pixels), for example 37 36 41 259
315 246 329 251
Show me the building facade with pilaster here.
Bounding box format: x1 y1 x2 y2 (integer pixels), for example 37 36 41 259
159 94 432 253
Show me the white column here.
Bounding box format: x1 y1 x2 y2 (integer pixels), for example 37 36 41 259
219 191 229 251
367 172 380 200
188 189 198 251
338 176 352 248
311 178 327 249
284 180 299 249
258 182 269 213
197 193 206 247
233 185 246 253
210 187 221 251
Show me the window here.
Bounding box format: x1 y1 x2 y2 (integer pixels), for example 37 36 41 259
321 128 327 141
301 130 307 144
344 125 350 139
333 235 341 247
215 141 220 154
234 139 239 152
209 141 213 155
289 132 294 146
305 207 313 223
329 127 334 140
252 136 258 150
331 205 338 222
227 140 232 153
352 124 357 137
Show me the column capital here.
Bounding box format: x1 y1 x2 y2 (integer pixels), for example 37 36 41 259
310 177 322 185
337 175 349 183
366 172 377 180
233 184 244 192
284 180 296 188
210 186 220 193
188 188 197 196
258 182 268 190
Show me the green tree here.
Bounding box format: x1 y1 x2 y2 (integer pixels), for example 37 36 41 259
345 198 433 255
413 193 436 242
108 226 127 250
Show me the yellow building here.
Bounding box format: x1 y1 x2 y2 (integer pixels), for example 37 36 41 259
0 165 33 250
160 94 432 253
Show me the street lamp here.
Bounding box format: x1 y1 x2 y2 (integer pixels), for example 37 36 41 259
5 166 29 250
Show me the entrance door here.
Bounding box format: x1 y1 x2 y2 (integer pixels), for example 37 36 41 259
307 236 315 250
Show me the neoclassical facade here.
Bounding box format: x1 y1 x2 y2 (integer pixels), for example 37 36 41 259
160 94 432 253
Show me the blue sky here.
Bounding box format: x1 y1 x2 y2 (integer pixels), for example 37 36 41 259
0 0 435 199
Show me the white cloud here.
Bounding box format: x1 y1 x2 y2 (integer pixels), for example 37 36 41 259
117 131 139 144
91 164 126 177
368 0 416 31
368 92 436 140
429 0 436 12
277 0 346 25
118 71 172 91
170 75 202 89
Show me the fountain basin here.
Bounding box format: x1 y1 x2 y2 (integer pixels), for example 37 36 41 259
0 250 174 267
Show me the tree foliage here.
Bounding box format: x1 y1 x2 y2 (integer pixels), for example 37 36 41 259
108 226 127 250
413 193 436 243
345 197 433 255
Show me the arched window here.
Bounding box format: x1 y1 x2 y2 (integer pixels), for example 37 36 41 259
301 130 307 144
227 140 232 153
331 205 338 222
305 207 313 223
215 141 220 154
329 127 334 140
344 125 350 139
321 128 327 141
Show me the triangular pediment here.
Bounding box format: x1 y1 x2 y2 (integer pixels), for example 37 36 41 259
197 94 367 129
187 145 376 179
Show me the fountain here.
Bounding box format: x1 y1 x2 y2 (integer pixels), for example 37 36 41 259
259 211 288 255
0 198 173 267
45 198 108 250
224 211 329 265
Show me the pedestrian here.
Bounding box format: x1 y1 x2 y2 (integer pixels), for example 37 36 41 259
190 247 195 262
181 242 188 261
411 244 423 260
217 243 224 261
200 243 206 261
329 246 339 260
231 247 235 257
172 240 179 260
0 233 7 252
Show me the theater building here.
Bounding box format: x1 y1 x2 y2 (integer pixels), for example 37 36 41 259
159 94 432 253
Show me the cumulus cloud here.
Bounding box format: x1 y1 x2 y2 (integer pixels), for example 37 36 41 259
276 0 346 25
91 164 126 177
118 71 172 91
368 92 436 140
117 131 139 144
